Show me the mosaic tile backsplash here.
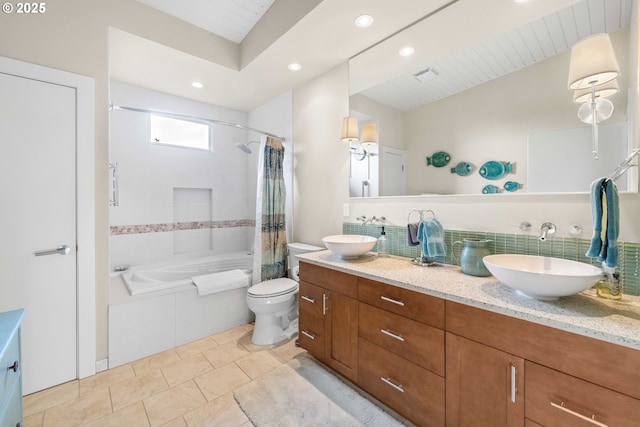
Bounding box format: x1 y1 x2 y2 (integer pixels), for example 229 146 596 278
343 222 640 296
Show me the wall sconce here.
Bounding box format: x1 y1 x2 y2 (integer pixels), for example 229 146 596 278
568 33 620 159
340 117 379 146
360 123 379 146
341 117 359 142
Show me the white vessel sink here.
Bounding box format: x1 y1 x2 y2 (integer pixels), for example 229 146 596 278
322 234 377 259
483 254 603 301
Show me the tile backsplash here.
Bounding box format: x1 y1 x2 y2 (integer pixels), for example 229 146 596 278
344 222 640 296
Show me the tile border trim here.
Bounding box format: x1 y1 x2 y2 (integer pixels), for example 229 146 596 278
110 219 256 236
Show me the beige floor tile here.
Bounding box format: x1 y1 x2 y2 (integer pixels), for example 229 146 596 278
79 363 136 395
143 380 207 427
210 324 253 345
161 353 213 387
83 401 150 427
42 388 112 427
23 380 79 417
235 351 283 379
132 349 182 376
110 369 168 412
160 416 188 427
194 363 251 401
202 341 251 368
269 337 306 363
183 392 249 427
23 411 44 427
175 337 219 359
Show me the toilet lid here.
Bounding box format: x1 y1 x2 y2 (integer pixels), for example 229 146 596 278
248 278 298 297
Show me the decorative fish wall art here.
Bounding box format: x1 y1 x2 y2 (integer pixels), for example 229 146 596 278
426 151 451 167
479 161 512 180
482 184 502 194
450 161 474 176
504 181 523 192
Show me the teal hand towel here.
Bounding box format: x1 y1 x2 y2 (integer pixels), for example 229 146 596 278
586 177 605 259
601 179 619 268
417 218 446 258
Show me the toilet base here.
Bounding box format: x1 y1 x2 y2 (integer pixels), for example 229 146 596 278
251 314 298 345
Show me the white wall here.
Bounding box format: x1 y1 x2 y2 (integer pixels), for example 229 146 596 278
292 63 350 245
109 82 253 267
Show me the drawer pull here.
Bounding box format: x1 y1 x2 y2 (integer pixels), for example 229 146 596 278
323 294 328 315
510 364 516 403
550 401 608 427
7 360 18 372
301 295 316 304
380 377 404 393
301 330 315 340
380 295 405 306
380 329 405 342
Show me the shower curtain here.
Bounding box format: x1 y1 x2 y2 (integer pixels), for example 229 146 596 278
252 136 287 283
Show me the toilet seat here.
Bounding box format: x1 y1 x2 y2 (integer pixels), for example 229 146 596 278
248 278 298 298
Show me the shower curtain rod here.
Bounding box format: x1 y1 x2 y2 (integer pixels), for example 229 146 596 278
109 104 286 141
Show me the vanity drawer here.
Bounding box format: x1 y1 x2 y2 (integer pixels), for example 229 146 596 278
359 338 445 427
0 327 21 403
358 277 444 328
525 361 640 427
299 262 357 298
359 302 444 376
298 281 325 360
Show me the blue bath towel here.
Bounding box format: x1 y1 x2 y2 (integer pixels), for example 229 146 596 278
586 178 619 268
417 218 446 258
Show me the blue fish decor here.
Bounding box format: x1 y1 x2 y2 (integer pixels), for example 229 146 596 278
482 185 502 194
450 161 474 176
479 161 511 180
504 181 522 192
426 151 451 167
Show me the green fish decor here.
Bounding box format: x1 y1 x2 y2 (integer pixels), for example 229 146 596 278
426 151 451 167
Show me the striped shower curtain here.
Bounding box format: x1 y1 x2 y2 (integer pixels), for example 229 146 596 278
253 136 287 282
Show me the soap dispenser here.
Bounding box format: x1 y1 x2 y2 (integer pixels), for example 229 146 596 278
377 226 389 258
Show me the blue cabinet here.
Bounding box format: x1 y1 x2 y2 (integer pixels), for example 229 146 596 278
0 309 25 427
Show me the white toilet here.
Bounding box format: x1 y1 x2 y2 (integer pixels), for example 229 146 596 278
247 242 323 345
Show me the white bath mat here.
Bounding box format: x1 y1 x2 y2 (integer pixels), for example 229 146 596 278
233 355 406 426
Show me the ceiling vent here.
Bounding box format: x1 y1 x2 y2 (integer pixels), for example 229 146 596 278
414 67 439 82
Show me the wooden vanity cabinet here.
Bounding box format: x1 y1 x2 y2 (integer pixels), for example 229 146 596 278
446 300 640 427
357 278 446 427
298 262 358 382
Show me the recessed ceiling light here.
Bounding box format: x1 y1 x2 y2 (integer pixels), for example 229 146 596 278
191 82 204 89
355 14 374 28
288 63 302 71
398 46 416 57
513 0 531 3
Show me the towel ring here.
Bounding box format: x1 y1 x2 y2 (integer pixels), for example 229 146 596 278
407 209 435 223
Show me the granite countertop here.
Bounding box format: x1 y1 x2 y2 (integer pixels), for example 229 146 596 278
297 250 640 352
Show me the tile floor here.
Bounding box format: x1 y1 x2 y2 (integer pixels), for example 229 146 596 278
22 324 307 427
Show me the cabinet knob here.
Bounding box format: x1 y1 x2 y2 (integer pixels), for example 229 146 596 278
7 360 18 372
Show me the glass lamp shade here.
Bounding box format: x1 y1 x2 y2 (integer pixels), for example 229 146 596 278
360 123 379 146
568 33 620 89
341 117 359 142
573 79 619 103
577 98 614 124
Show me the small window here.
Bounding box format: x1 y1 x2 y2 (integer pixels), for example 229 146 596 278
149 115 210 150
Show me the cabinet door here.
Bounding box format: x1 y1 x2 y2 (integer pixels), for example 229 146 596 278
446 333 524 427
325 290 358 382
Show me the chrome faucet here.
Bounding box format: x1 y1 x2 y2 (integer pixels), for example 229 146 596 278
357 215 386 225
539 222 556 241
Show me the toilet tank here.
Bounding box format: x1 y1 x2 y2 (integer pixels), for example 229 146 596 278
287 242 323 280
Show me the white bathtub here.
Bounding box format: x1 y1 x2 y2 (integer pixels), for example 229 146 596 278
109 251 255 368
122 251 253 295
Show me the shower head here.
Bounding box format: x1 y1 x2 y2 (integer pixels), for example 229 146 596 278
236 140 259 154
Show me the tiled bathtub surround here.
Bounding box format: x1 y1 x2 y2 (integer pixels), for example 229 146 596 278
110 220 255 235
343 222 640 296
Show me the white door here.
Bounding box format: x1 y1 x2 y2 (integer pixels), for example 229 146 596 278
381 146 406 196
0 72 78 394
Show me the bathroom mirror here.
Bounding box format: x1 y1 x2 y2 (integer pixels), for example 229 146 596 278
348 0 638 197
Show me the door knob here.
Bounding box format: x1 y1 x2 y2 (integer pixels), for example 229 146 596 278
34 245 71 256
